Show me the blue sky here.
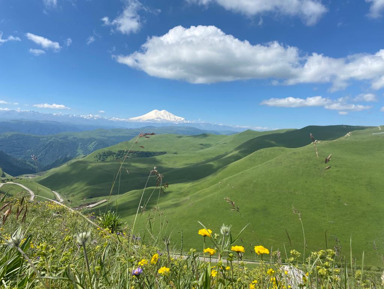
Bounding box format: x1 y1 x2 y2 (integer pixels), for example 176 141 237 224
1 0 384 129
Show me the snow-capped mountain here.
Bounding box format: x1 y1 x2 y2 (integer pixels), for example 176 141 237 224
129 109 186 123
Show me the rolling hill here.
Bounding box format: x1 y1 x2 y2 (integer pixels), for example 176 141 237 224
35 125 384 265
0 126 222 175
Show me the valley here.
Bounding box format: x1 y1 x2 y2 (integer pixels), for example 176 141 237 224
1 124 383 266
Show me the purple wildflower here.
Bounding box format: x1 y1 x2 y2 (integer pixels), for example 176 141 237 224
132 267 143 276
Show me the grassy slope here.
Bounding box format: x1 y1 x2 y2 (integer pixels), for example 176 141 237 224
146 127 384 265
0 178 55 199
37 130 278 201
36 125 384 265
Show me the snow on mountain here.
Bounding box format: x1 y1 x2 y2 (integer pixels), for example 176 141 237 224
129 109 186 123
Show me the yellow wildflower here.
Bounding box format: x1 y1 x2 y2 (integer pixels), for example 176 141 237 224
158 266 170 275
203 248 216 255
138 259 148 266
267 268 275 275
250 280 257 289
231 245 245 253
254 245 270 255
211 269 217 277
151 253 159 264
198 228 212 237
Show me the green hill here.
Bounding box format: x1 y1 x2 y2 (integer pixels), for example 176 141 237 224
0 126 228 175
36 125 384 265
0 150 36 176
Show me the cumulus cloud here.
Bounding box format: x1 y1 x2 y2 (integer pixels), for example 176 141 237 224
117 25 299 83
0 32 21 44
288 50 384 90
116 25 384 90
366 0 384 18
188 0 327 25
33 103 70 109
261 95 371 113
29 48 46 56
102 0 142 35
26 33 61 51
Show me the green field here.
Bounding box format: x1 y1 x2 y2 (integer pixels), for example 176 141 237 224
36 125 384 266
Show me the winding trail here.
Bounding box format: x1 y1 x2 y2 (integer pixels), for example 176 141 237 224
0 182 35 201
52 190 64 203
0 182 64 203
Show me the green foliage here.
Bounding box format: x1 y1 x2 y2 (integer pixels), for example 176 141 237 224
97 211 123 233
0 196 382 288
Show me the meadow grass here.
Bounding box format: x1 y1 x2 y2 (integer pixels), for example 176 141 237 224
6 125 379 287
34 125 384 266
0 192 383 288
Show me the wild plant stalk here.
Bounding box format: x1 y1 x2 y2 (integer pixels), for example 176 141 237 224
293 207 306 263
131 170 153 238
108 133 142 199
82 243 92 287
8 237 50 289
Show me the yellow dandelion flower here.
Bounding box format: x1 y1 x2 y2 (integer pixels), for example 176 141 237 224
231 245 245 253
203 248 216 255
158 266 170 275
151 253 159 264
254 245 270 255
267 268 275 275
198 228 212 237
211 269 217 277
138 259 148 266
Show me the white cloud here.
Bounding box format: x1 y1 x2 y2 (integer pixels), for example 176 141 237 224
0 108 10 111
261 95 371 112
117 25 299 83
86 36 95 45
102 0 142 35
0 100 7 104
43 0 57 8
188 0 327 25
26 33 61 51
366 0 384 18
261 96 331 107
33 103 70 109
66 38 72 47
324 103 371 111
354 93 377 102
289 50 384 90
381 106 384 112
29 48 46 56
0 32 21 44
117 25 384 90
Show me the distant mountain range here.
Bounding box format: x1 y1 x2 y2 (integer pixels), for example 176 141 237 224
0 109 246 133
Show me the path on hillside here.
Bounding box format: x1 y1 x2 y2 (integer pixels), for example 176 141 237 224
0 182 35 201
52 190 64 203
0 182 64 203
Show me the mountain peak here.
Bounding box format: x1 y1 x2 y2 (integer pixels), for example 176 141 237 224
129 109 186 123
